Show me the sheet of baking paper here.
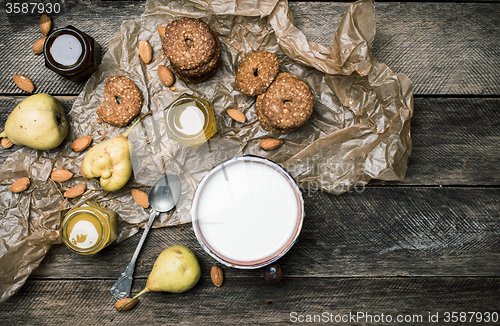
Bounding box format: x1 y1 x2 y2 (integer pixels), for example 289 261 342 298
0 0 412 304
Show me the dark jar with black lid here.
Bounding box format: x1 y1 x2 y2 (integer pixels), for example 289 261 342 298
43 25 99 83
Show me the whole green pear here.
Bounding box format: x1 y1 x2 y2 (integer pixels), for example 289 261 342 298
116 245 201 312
81 112 149 192
0 93 68 150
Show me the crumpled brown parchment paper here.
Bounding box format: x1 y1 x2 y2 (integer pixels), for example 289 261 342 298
0 0 413 304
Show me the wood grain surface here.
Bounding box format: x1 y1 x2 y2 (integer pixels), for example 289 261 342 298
2 277 499 325
1 1 499 95
0 0 499 325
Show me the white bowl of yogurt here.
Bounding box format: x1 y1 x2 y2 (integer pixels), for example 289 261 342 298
191 155 304 274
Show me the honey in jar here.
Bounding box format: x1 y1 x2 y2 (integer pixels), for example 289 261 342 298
164 93 217 148
44 25 99 82
61 201 117 255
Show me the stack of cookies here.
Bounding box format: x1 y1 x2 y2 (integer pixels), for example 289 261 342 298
235 51 314 134
162 17 221 84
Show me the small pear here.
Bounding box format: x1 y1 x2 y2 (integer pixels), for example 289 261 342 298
0 94 68 150
81 112 150 192
117 245 201 312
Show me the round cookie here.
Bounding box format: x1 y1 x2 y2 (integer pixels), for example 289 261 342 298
255 92 295 134
162 17 217 70
97 76 143 127
235 51 279 96
170 31 221 82
260 73 314 131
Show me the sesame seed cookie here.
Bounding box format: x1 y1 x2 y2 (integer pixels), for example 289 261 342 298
235 51 279 96
162 17 217 70
96 76 143 127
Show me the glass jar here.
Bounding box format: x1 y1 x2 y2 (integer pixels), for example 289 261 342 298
164 93 217 148
61 201 117 255
44 25 99 82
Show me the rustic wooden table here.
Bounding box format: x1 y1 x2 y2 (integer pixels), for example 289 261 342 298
1 1 499 325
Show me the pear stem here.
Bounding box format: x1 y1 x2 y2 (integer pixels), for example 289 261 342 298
122 111 152 139
0 131 6 138
117 287 150 312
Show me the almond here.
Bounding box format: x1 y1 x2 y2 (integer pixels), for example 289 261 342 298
51 169 73 182
1 138 13 149
114 298 139 312
13 74 35 92
131 189 149 208
227 109 246 123
40 14 51 36
259 138 283 151
211 266 224 287
158 65 175 87
9 177 30 193
71 136 92 152
138 40 152 64
33 36 47 55
157 26 166 38
64 184 86 198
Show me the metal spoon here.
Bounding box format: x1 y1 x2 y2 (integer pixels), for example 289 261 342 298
110 174 181 301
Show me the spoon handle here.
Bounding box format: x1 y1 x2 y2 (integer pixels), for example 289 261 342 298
110 209 159 301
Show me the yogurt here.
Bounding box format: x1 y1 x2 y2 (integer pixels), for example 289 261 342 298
192 156 304 268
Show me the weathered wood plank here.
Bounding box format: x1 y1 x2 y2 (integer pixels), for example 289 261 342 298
1 2 499 96
1 277 499 325
2 96 498 186
290 2 500 95
28 187 499 280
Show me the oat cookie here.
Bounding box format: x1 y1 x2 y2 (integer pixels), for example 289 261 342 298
162 17 217 70
255 73 314 133
97 76 143 127
235 51 279 96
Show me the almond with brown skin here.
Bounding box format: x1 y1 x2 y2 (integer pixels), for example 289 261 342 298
9 177 30 193
114 298 139 312
71 136 92 152
157 26 166 38
138 40 152 64
227 109 246 123
13 74 35 92
259 138 284 151
1 138 13 149
51 169 73 182
131 189 149 208
158 65 174 87
33 36 47 55
64 184 86 198
40 14 51 36
211 266 224 287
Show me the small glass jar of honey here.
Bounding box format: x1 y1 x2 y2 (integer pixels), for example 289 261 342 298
61 201 117 255
44 25 99 82
164 93 217 148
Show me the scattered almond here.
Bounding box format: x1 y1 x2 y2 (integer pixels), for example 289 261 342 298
71 136 92 152
1 138 13 149
40 14 51 36
227 109 246 123
131 189 149 208
33 36 47 55
64 184 86 198
114 298 139 312
13 74 35 92
169 86 177 92
9 177 30 193
259 138 283 151
158 65 174 87
138 40 152 64
211 266 224 287
51 169 73 182
157 26 166 38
